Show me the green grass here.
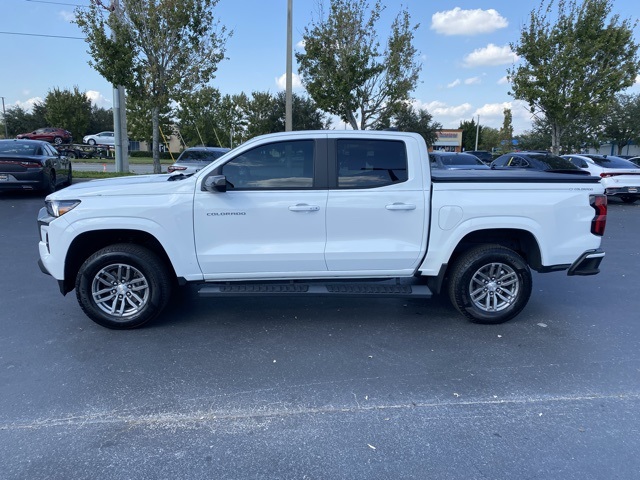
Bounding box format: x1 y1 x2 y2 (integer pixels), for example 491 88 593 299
73 171 137 179
72 156 173 165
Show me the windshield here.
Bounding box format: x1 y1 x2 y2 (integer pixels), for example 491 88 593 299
587 156 639 169
0 142 37 155
528 154 578 170
441 155 484 166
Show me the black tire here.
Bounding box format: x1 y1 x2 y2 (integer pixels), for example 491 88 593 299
64 165 73 186
620 196 637 204
66 151 77 159
53 136 63 145
43 169 56 194
88 139 96 146
75 243 172 329
447 245 532 324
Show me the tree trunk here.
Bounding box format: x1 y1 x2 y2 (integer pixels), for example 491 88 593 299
550 122 562 155
151 106 161 174
347 111 358 130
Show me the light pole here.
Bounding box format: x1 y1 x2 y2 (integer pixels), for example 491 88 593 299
1 97 8 139
285 0 293 131
474 115 480 151
110 0 129 172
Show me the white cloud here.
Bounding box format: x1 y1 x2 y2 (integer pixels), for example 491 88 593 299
447 79 461 88
276 73 302 90
425 100 473 118
475 102 512 118
85 90 111 108
473 100 533 133
635 75 640 85
59 10 75 22
463 44 519 68
497 76 510 85
431 8 508 36
296 40 305 50
14 97 43 111
464 76 482 85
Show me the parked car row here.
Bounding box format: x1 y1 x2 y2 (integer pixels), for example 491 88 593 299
433 150 640 204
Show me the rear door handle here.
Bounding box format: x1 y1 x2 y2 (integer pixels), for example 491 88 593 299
289 204 320 212
385 203 416 211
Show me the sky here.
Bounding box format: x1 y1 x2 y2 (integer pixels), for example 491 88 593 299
2 0 640 135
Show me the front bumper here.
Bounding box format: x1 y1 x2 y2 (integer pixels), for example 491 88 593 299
567 248 605 276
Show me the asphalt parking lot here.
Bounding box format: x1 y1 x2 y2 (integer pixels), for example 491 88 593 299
1 192 639 479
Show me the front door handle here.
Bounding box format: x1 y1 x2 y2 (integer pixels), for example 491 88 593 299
289 204 320 212
385 203 416 211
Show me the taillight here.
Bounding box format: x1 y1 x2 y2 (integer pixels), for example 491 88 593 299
168 165 186 173
600 172 640 177
20 161 41 169
589 194 607 236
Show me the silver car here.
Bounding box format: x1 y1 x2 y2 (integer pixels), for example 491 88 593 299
168 147 230 174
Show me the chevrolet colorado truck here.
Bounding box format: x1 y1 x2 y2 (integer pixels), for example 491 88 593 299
37 131 607 329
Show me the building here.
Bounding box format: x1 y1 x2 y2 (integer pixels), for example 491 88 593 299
431 129 463 152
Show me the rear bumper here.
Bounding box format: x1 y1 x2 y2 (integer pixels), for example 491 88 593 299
567 249 605 276
605 186 639 197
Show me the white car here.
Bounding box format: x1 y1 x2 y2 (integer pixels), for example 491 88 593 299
563 154 640 204
83 131 115 146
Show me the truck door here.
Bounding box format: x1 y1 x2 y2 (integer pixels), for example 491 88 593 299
325 137 427 273
194 139 328 278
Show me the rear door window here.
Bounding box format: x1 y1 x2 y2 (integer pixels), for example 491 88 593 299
336 139 408 188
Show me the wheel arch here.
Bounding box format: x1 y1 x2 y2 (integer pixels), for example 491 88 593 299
62 229 178 295
427 228 542 295
450 228 542 271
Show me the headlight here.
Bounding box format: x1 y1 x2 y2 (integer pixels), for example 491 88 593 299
45 199 81 217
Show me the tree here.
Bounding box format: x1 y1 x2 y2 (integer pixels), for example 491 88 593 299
89 105 114 134
44 86 92 142
515 124 551 152
245 91 329 137
175 86 226 147
601 93 640 155
509 0 640 154
379 103 440 147
478 126 501 153
296 0 421 130
3 103 48 137
75 0 230 173
126 93 173 149
3 105 35 137
498 108 514 152
459 119 479 151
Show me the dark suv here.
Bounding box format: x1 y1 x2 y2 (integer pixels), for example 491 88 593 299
17 127 72 145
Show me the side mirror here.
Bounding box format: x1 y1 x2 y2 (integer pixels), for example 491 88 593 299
203 175 227 193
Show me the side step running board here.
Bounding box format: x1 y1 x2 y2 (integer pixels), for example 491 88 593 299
197 280 432 298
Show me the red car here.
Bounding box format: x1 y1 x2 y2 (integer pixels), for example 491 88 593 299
17 127 72 145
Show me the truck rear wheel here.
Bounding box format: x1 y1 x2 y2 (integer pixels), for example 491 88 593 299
75 243 172 329
448 245 532 324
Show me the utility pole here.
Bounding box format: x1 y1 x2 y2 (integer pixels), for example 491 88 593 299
474 115 480 151
1 97 8 139
285 0 293 131
107 0 129 172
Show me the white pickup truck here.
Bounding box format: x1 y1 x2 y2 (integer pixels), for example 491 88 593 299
37 131 608 329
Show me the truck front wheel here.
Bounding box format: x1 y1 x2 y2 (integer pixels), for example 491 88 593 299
75 244 172 329
448 245 532 324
